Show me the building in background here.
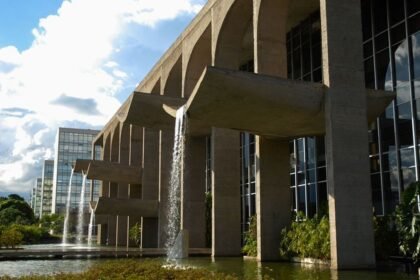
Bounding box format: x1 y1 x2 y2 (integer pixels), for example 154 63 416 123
30 178 42 218
52 128 100 214
40 160 54 218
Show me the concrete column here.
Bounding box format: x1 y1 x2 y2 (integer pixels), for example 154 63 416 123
142 128 159 248
116 124 130 249
128 125 143 247
211 127 241 256
253 0 290 261
181 136 206 248
256 138 291 261
158 130 173 248
98 136 111 245
320 0 375 269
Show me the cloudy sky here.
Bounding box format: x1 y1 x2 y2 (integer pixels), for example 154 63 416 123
0 0 205 197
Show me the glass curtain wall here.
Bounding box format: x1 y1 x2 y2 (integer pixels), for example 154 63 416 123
286 1 420 216
286 12 328 217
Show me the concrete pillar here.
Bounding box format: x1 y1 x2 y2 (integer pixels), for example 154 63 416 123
158 130 173 248
211 127 241 256
253 0 290 261
142 128 159 248
181 136 207 248
128 125 143 247
256 138 291 261
98 136 111 245
320 0 375 269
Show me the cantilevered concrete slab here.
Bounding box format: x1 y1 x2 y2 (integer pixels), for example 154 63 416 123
116 92 185 130
73 159 91 173
91 198 158 217
183 67 395 138
72 159 142 184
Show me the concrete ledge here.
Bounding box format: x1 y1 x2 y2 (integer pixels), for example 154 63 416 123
92 197 158 217
117 92 185 130
184 67 395 138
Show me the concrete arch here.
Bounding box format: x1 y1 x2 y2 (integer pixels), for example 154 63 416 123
254 0 291 77
163 55 182 98
183 24 212 98
213 0 253 69
151 78 161 95
119 123 130 165
110 122 120 163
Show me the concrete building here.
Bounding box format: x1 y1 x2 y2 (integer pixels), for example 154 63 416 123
75 0 419 270
40 160 54 218
52 128 100 215
31 178 42 218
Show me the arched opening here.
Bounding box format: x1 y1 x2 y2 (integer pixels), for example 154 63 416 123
184 25 212 98
164 56 182 98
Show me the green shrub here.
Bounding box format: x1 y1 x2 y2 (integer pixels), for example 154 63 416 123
394 182 420 264
279 212 330 260
373 215 399 260
129 222 142 247
0 227 23 249
242 215 257 257
9 224 49 244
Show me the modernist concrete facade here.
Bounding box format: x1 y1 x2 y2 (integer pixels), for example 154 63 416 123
79 0 420 270
30 178 42 218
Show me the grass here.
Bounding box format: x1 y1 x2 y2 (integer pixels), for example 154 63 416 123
0 259 239 280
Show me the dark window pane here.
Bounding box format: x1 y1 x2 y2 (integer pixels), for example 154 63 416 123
373 0 388 34
397 102 414 147
407 0 420 16
389 0 405 26
361 0 372 41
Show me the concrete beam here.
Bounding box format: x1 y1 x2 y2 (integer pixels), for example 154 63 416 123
92 198 159 217
73 159 90 173
184 67 395 138
85 161 142 184
116 92 185 130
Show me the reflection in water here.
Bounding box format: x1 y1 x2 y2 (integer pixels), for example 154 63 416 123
0 257 417 279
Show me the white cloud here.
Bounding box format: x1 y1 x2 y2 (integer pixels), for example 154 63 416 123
0 0 204 193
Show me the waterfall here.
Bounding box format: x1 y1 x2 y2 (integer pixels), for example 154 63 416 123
166 106 187 259
76 173 87 244
62 169 74 244
87 209 95 246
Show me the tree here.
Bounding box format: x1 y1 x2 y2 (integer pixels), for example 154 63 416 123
8 194 24 201
0 199 35 225
40 214 64 233
129 223 142 247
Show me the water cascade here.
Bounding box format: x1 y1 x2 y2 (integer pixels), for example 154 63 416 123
62 169 74 244
87 209 95 246
166 106 187 259
76 173 87 244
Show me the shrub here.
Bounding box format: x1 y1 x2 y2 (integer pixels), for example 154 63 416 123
394 182 420 264
279 212 330 260
9 224 49 244
129 222 142 247
373 215 399 260
242 215 257 257
0 227 23 249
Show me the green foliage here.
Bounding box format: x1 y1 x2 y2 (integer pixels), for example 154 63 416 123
279 212 330 260
373 215 399 259
394 182 420 264
39 214 64 233
129 223 142 247
242 215 257 257
9 224 49 244
0 198 35 226
8 194 25 201
0 227 23 249
205 191 212 248
0 259 239 279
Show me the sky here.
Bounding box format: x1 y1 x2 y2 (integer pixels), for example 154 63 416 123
0 0 206 198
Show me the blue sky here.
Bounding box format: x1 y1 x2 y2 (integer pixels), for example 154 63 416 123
0 0 206 198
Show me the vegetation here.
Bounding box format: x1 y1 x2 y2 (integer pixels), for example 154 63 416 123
0 227 23 249
0 259 240 280
39 214 64 234
0 195 35 226
394 182 420 264
129 222 142 247
279 212 330 260
242 215 257 257
373 215 399 260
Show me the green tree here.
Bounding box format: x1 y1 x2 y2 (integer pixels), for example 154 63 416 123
0 227 23 249
129 222 142 247
0 199 35 225
7 194 24 201
242 215 257 257
39 214 64 233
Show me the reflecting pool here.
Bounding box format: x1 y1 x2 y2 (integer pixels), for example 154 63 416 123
0 255 417 279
